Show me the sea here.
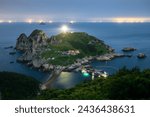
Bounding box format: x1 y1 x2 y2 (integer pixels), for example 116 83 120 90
0 22 150 89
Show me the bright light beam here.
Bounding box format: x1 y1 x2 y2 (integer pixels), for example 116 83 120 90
60 25 69 33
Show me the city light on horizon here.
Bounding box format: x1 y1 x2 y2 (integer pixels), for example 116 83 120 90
111 17 150 23
26 19 33 23
70 20 76 24
0 17 150 23
48 20 53 23
0 20 3 23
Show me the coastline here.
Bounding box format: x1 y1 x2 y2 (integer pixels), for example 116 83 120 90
40 52 132 89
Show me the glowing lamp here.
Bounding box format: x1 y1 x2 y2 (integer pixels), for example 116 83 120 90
83 72 90 77
60 25 69 33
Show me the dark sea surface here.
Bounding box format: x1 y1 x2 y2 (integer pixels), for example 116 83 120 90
0 22 150 88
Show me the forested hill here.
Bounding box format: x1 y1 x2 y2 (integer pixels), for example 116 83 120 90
0 72 39 100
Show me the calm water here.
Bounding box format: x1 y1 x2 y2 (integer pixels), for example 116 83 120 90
0 22 150 88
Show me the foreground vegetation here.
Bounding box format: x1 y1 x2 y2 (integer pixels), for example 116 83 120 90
1 67 150 100
37 67 150 100
0 72 39 100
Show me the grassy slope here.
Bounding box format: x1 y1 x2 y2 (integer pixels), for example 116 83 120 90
41 32 109 66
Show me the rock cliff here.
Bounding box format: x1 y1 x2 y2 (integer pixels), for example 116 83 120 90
16 29 48 63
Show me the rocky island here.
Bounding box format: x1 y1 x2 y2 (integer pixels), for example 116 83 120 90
122 47 136 52
16 30 115 71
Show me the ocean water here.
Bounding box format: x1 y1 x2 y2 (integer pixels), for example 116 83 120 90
0 22 150 88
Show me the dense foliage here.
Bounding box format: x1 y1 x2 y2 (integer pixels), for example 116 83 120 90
1 68 150 100
0 72 40 100
41 32 109 66
37 67 150 100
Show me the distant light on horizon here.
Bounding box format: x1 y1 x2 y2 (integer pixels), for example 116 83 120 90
60 25 69 33
0 17 150 23
0 20 3 23
90 17 150 23
48 20 53 23
38 20 44 23
70 20 76 24
8 20 12 23
112 17 150 23
27 19 33 23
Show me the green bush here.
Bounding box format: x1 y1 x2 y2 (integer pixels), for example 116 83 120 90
0 72 40 100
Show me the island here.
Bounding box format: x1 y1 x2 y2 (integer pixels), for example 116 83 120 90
122 47 136 52
16 30 114 71
137 53 146 59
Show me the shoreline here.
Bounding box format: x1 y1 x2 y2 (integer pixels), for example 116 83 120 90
40 52 132 89
40 68 62 90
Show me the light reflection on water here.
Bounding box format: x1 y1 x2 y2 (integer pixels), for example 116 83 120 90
51 72 91 89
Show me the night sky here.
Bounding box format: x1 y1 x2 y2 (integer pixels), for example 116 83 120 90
0 0 150 22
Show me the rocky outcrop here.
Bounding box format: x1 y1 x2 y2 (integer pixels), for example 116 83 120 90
122 47 136 52
96 53 132 61
16 30 48 51
17 50 33 62
16 33 29 51
49 36 62 45
32 59 46 68
137 53 146 59
4 46 13 49
9 51 16 55
16 30 49 67
28 29 48 46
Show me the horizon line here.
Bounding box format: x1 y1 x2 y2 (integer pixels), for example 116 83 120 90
1 17 150 23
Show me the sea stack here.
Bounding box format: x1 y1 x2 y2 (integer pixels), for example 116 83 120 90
137 53 146 59
122 47 136 52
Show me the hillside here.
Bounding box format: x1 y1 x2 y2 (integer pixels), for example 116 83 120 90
0 72 40 100
42 32 111 66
